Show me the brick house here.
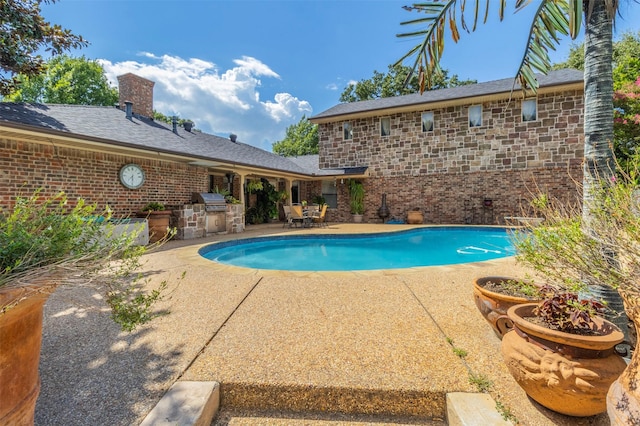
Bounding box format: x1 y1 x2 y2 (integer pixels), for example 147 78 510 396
0 70 584 235
310 69 584 224
0 74 365 237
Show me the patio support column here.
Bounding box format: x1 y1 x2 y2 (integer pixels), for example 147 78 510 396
237 173 247 210
283 178 292 205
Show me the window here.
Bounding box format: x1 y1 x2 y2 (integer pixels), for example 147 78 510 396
522 99 537 122
343 122 353 140
321 180 337 208
469 105 482 127
380 117 391 136
421 112 434 132
291 182 299 204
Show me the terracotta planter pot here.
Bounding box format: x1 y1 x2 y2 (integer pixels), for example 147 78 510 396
0 286 52 425
608 291 640 424
406 210 423 224
138 210 171 243
473 276 541 338
502 303 626 417
352 214 363 223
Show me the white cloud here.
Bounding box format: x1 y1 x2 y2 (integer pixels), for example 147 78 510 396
99 53 313 151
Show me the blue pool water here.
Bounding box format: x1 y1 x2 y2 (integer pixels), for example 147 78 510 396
199 227 515 271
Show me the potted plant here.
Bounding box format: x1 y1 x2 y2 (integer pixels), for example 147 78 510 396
501 287 627 417
137 201 172 243
473 276 542 337
406 207 424 224
0 191 171 424
509 161 640 421
348 179 365 223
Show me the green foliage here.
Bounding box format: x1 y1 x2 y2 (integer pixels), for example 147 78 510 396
614 78 640 175
142 202 166 212
552 31 640 89
348 180 365 215
468 373 493 393
0 0 87 95
272 115 318 156
311 195 326 206
0 191 174 331
3 55 117 105
246 180 264 194
512 154 640 311
486 277 542 299
153 111 197 130
339 64 475 102
495 400 518 423
551 42 585 71
246 179 282 223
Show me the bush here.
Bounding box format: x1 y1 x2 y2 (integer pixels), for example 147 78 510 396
0 191 175 331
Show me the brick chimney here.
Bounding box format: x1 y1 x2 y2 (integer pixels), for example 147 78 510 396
117 73 155 118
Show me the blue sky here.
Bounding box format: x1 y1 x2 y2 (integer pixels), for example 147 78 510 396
41 0 640 151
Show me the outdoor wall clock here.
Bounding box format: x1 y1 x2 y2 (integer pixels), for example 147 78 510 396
119 163 146 189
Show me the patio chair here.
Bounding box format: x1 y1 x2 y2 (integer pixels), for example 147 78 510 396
283 205 292 228
289 205 308 228
312 204 328 227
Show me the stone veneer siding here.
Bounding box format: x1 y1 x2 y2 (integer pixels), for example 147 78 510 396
0 138 209 216
319 90 584 224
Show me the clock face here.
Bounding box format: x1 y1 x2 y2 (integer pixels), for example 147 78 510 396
119 164 145 189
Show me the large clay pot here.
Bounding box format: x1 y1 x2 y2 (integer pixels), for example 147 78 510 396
406 210 423 224
138 210 171 243
607 291 640 424
473 276 541 338
502 303 626 417
0 286 51 425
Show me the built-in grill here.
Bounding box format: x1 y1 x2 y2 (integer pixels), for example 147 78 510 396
192 192 227 212
192 192 227 234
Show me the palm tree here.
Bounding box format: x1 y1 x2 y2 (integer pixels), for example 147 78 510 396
396 0 619 218
396 1 635 355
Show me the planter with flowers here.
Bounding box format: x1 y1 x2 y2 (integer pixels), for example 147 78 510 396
473 276 542 337
509 162 640 421
0 191 172 424
501 287 626 416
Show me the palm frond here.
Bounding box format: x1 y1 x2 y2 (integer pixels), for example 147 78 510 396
397 0 496 93
514 0 574 93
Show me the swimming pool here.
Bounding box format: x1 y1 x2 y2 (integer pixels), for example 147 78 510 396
199 227 515 271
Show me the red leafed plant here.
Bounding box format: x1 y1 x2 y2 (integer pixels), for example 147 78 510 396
533 286 606 333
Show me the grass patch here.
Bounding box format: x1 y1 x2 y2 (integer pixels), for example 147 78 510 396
496 400 518 423
469 373 493 393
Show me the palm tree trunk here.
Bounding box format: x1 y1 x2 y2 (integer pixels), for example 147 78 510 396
582 0 614 219
581 1 631 350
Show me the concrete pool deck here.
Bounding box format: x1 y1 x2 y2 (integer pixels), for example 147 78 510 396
36 224 610 425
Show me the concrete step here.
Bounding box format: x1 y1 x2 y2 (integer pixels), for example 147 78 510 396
139 381 513 426
139 381 219 426
212 409 445 425
218 381 446 419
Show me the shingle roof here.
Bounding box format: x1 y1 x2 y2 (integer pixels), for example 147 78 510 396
0 103 310 175
310 69 584 121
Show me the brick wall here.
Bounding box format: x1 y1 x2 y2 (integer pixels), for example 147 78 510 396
341 166 583 225
0 138 210 216
318 90 585 223
117 73 155 118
